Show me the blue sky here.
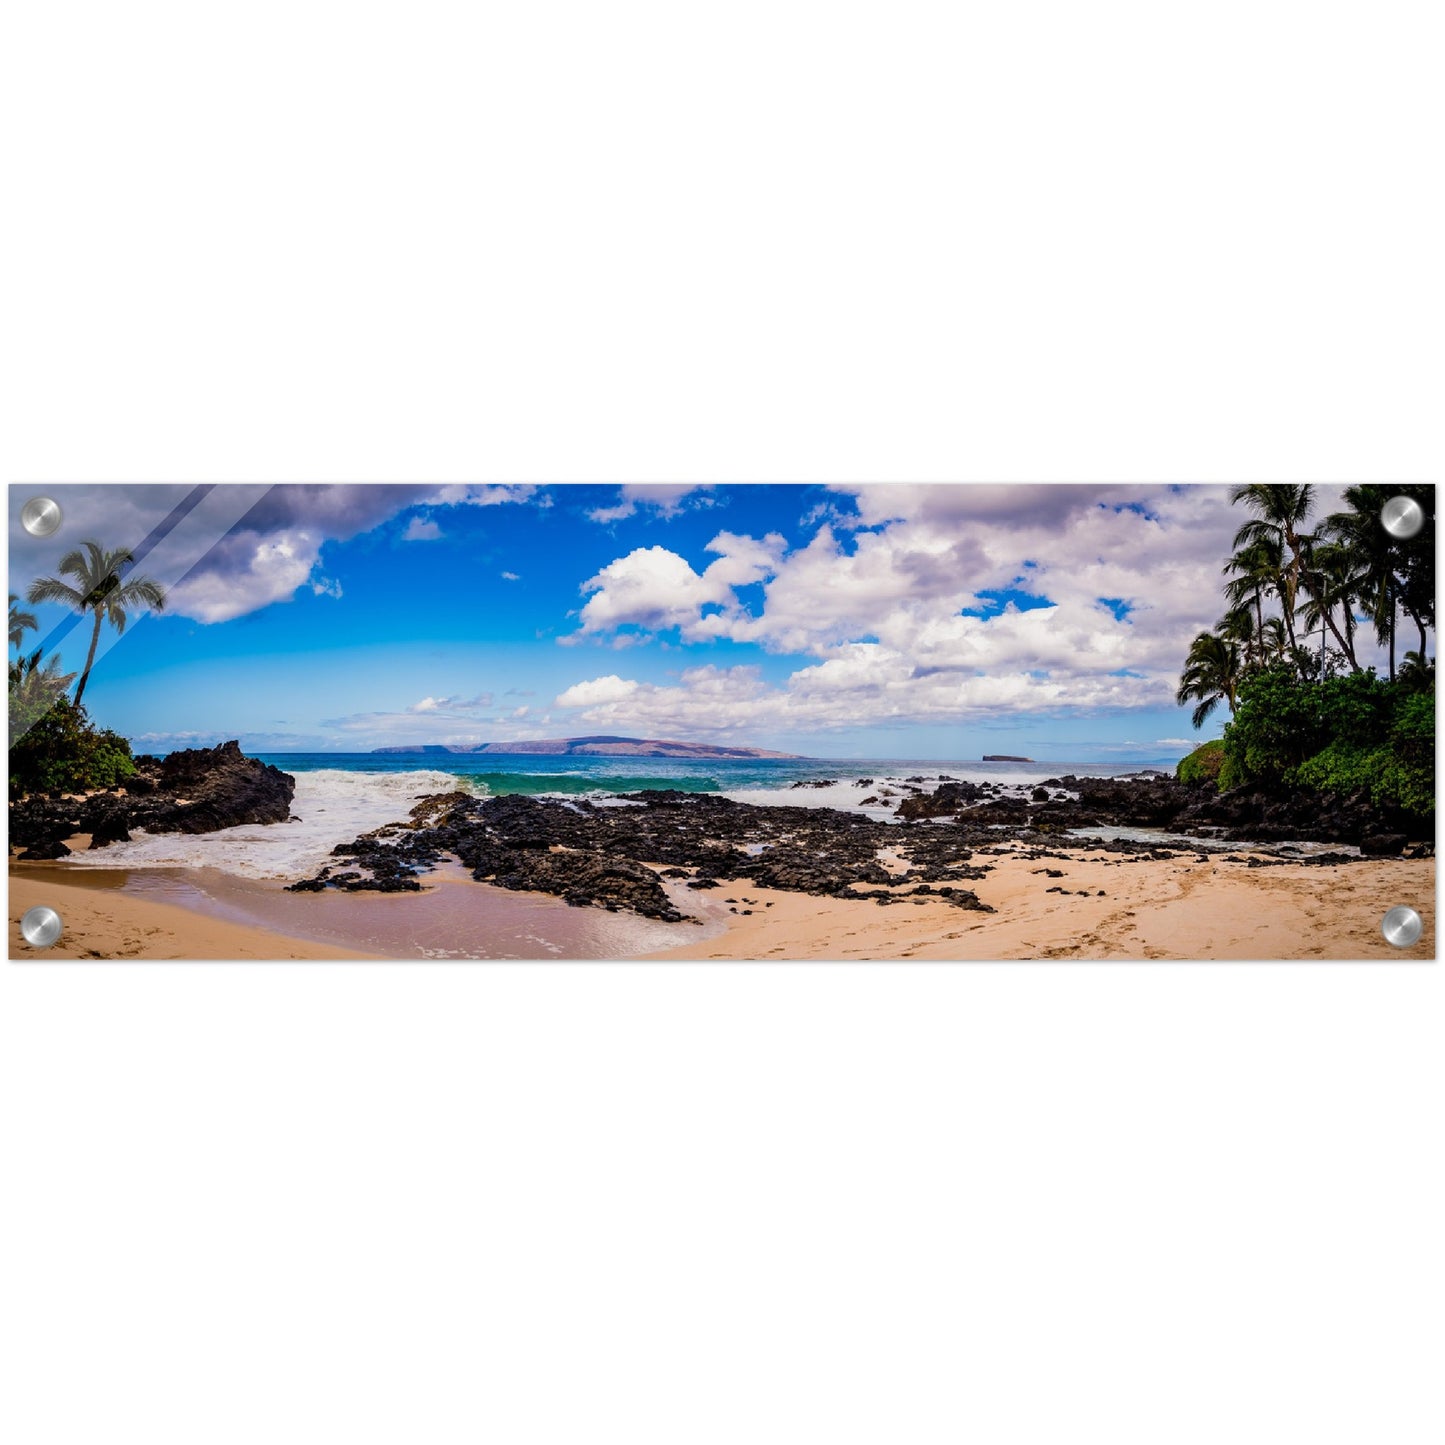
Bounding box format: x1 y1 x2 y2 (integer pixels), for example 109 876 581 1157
7 482 1396 760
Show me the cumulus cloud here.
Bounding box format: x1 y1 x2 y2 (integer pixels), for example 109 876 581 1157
587 484 715 524
403 516 443 541
553 484 1373 734
566 531 787 645
554 674 639 708
169 527 330 623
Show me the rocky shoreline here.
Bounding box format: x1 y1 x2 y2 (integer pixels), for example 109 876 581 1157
9 741 295 860
11 748 1431 923
279 771 1432 920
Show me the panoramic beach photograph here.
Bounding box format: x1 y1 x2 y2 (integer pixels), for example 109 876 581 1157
6 482 1435 960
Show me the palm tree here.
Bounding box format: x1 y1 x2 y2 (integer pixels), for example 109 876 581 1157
1257 616 1289 663
1322 486 1400 681
1296 533 1361 672
1392 484 1435 660
1229 484 1316 654
1176 629 1242 730
26 541 167 706
1396 650 1434 692
1218 604 1259 669
8 593 38 650
1222 535 1282 664
8 646 78 739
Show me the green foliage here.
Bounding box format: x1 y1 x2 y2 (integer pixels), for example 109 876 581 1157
1222 667 1433 815
9 647 77 737
1217 749 1245 792
9 697 135 795
1220 665 1329 784
1176 739 1226 787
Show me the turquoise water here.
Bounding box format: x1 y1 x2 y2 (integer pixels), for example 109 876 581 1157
252 752 1163 797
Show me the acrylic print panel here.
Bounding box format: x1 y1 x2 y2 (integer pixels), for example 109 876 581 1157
6 482 1435 961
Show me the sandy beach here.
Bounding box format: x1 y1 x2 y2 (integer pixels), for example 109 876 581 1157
8 865 377 959
653 848 1436 961
10 847 1435 961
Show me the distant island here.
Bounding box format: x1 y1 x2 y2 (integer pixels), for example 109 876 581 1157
982 754 1034 762
371 735 807 760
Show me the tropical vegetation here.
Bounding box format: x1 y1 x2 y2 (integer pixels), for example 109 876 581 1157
1176 486 1434 816
8 544 163 794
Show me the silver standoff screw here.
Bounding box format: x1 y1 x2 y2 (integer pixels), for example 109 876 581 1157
20 497 63 543
1380 906 1423 948
20 905 64 948
20 495 64 537
1379 495 1424 540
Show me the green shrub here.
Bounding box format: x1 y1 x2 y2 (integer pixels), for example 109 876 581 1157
1221 666 1324 786
1176 739 1226 787
1222 666 1397 788
1225 667 1434 815
8 698 135 795
1294 740 1434 816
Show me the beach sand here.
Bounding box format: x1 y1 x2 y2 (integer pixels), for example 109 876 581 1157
8 848 1435 961
9 865 377 960
652 849 1436 961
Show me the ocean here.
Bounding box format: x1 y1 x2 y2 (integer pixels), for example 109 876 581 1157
63 752 1173 881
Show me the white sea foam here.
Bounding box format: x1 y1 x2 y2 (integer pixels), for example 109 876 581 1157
65 769 474 880
719 779 895 820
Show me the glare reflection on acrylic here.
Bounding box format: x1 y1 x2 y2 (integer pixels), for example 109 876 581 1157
7 483 1435 960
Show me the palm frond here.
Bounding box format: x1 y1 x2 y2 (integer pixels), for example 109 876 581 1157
26 577 86 609
1191 695 1220 730
115 576 166 611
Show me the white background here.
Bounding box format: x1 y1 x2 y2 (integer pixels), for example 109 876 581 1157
2 3 1440 1442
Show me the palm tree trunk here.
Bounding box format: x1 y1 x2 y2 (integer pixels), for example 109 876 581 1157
74 608 103 706
1254 591 1264 664
1320 604 1356 670
1388 586 1396 682
1280 579 1299 654
1282 530 1302 653
1401 606 1428 662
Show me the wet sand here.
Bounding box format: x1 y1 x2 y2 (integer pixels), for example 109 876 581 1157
8 858 718 961
9 848 1435 961
9 865 375 960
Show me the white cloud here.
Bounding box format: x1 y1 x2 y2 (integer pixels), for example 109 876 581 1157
587 484 714 524
501 570 521 581
568 532 787 645
555 674 639 708
403 516 443 541
407 692 493 714
430 484 539 508
168 529 325 623
552 652 1170 739
554 485 1324 733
